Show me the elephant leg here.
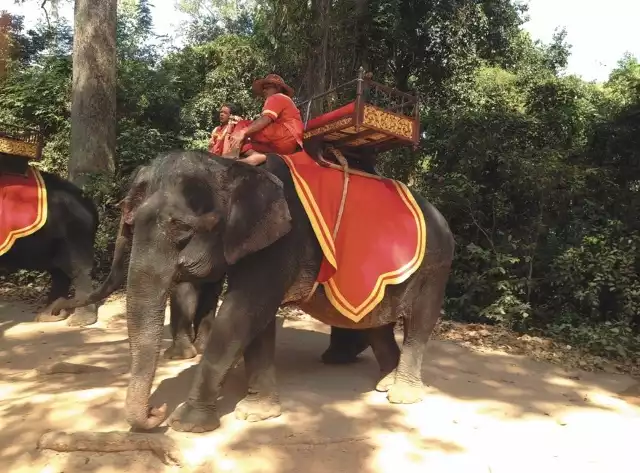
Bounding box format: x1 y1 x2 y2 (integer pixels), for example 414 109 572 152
321 326 370 364
164 282 199 360
368 323 401 392
35 269 71 323
387 273 448 405
234 318 281 422
65 246 98 327
169 286 283 433
193 280 224 354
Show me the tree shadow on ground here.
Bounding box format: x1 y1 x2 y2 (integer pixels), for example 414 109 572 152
0 303 638 472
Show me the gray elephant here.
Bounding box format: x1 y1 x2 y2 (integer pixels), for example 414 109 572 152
75 149 453 432
50 166 369 363
0 170 99 326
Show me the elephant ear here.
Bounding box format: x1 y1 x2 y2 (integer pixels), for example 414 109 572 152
223 162 292 265
117 165 151 230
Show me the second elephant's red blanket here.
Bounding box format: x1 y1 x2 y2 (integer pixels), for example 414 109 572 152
0 166 48 256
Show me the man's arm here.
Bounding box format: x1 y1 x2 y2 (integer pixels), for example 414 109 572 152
242 115 273 136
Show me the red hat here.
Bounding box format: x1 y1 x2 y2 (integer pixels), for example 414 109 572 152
252 73 295 97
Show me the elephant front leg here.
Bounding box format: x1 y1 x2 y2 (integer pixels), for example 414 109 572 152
65 260 98 327
235 319 281 422
169 289 282 433
386 273 448 405
164 282 199 360
34 269 71 322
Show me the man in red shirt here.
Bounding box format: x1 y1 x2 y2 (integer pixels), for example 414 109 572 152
229 74 304 165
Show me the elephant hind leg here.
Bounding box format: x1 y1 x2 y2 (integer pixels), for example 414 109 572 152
386 271 449 405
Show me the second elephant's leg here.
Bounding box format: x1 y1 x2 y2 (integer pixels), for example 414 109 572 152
234 318 281 422
65 255 98 327
35 268 71 322
164 282 199 360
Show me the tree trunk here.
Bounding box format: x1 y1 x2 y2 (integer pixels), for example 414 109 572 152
68 0 117 187
303 0 330 111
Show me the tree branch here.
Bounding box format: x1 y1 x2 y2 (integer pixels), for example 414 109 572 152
41 0 51 28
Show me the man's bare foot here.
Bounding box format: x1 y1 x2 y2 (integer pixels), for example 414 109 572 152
239 152 267 166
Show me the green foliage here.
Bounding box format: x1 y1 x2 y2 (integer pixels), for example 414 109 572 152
2 1 640 363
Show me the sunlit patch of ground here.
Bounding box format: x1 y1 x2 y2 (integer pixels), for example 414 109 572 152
0 295 638 472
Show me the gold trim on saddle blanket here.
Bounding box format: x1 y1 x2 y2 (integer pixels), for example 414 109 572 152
362 105 414 140
0 167 48 256
280 153 427 322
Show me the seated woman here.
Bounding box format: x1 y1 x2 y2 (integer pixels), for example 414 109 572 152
208 103 245 156
228 74 304 166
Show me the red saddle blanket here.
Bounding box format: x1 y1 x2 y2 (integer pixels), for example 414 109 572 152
280 151 426 322
0 167 48 256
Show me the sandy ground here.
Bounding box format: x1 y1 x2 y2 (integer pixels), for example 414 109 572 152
1 297 639 473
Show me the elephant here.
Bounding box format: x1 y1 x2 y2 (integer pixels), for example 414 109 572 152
82 149 454 432
0 170 100 327
49 165 370 363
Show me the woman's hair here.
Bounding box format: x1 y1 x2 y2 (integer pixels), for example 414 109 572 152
221 102 242 116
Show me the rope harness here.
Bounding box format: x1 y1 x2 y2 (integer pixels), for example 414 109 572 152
303 146 359 303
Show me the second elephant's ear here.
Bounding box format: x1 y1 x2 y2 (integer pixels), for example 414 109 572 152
223 162 292 265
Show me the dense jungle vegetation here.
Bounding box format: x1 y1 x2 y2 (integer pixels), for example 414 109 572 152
1 0 639 360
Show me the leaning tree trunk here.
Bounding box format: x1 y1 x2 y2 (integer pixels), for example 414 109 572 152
68 0 117 187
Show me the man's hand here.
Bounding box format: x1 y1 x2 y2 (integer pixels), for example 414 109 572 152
229 129 247 149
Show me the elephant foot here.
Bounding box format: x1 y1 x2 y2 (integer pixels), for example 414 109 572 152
235 393 281 423
34 307 70 323
66 309 98 327
387 383 424 404
168 401 220 433
375 369 396 392
163 342 198 360
193 335 208 355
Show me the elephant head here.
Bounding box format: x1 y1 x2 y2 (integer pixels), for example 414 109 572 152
121 152 292 430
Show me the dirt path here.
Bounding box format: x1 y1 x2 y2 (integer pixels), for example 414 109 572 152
0 297 638 473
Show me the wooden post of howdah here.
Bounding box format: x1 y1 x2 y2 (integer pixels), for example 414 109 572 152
68 0 117 188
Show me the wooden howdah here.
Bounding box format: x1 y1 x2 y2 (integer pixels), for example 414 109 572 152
297 67 420 165
0 122 44 176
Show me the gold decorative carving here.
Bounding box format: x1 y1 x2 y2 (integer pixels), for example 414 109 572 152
304 117 353 139
0 136 39 159
362 105 414 140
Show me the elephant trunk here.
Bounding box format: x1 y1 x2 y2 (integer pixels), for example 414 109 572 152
124 244 173 430
50 213 132 315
